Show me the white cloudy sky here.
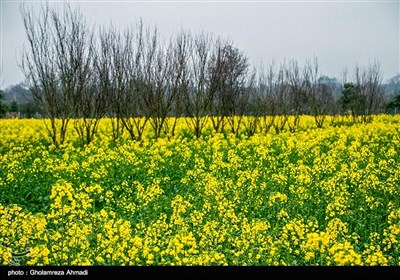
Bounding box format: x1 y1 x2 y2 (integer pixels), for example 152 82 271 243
1 0 399 89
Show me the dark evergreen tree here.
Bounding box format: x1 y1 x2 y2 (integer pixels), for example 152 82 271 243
0 90 9 117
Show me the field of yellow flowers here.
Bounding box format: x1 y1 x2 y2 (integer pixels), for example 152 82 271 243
0 115 399 266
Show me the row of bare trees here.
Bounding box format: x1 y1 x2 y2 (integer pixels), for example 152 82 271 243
21 4 385 146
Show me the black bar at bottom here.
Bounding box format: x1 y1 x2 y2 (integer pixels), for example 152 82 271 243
0 265 397 279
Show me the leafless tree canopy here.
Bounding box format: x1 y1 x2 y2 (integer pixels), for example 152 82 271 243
21 3 97 146
20 3 386 144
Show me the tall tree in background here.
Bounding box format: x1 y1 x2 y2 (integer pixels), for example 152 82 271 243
341 63 384 123
303 58 334 128
110 25 136 141
242 68 261 136
0 90 8 117
73 25 109 146
360 62 384 122
209 40 249 134
184 32 214 138
286 59 305 132
21 3 94 146
141 28 173 139
164 30 191 137
105 26 124 143
111 22 150 141
259 62 279 134
386 94 400 114
340 82 359 122
272 61 291 134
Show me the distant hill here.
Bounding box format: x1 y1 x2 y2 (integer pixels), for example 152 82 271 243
384 74 400 99
3 83 33 105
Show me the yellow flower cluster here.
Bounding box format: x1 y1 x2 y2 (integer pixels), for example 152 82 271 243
0 115 399 265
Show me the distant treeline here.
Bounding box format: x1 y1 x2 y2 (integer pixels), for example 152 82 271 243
3 3 398 146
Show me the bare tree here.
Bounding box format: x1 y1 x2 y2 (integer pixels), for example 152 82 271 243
21 3 61 146
272 61 291 134
242 68 261 136
361 62 384 122
183 32 214 138
105 26 124 144
286 59 305 132
116 22 153 141
259 62 279 134
21 3 94 147
226 63 252 136
303 58 334 128
73 26 110 146
209 39 249 135
144 32 173 139
341 62 384 123
208 40 225 133
110 26 137 141
163 30 191 137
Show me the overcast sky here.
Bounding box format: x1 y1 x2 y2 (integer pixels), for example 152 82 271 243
0 0 399 89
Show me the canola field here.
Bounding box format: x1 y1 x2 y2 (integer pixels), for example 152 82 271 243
0 115 399 266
